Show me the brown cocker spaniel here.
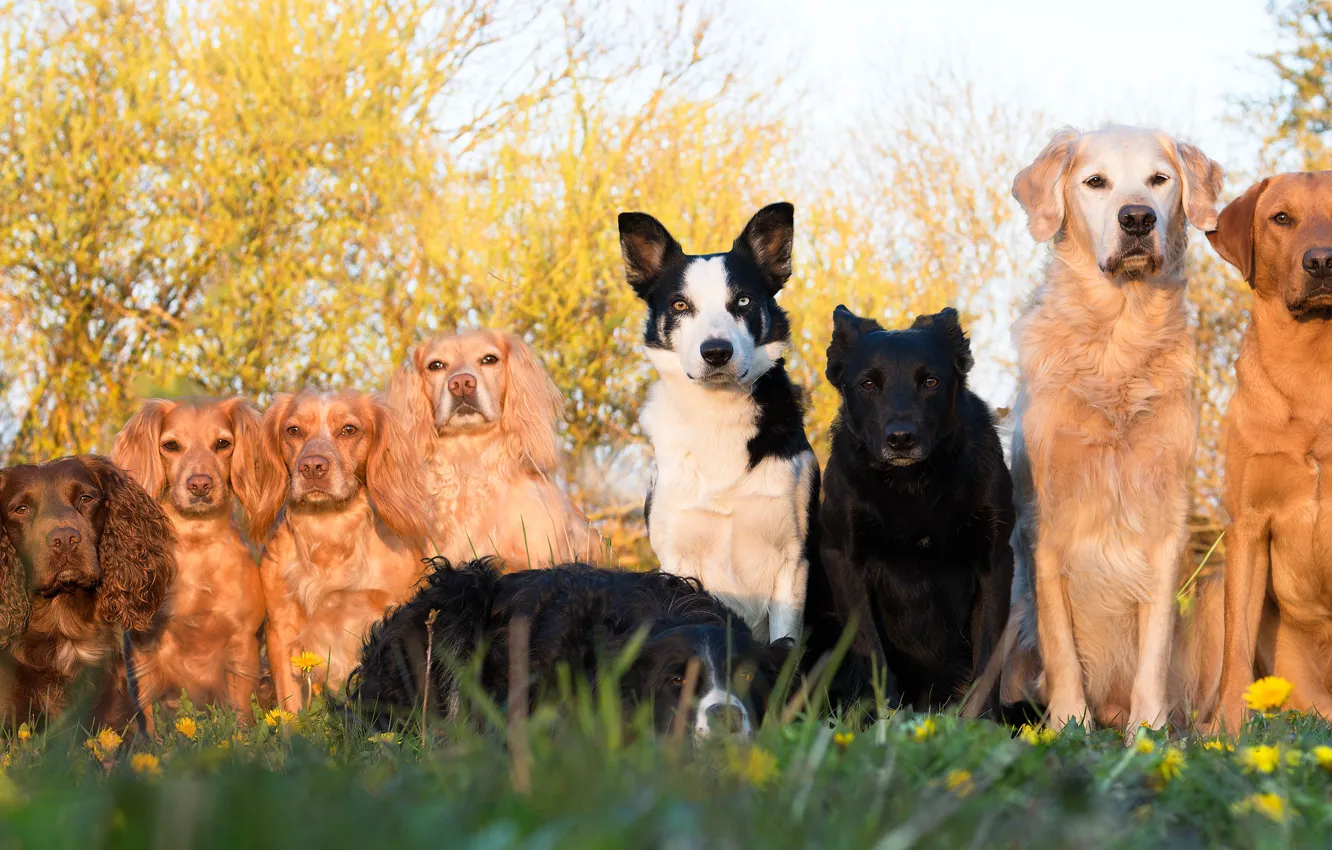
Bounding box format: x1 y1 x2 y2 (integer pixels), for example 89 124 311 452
0 456 176 727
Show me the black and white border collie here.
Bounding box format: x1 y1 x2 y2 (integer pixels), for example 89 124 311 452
617 203 819 644
349 559 787 738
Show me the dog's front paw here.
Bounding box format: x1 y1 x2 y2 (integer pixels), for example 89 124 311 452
1046 698 1090 731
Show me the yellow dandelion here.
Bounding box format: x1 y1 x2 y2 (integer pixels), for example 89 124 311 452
174 716 198 740
1233 792 1288 823
291 651 325 674
727 746 779 788
368 732 400 746
1242 676 1293 714
85 728 123 759
129 753 161 778
1311 745 1332 771
1240 745 1281 774
264 708 297 728
833 731 854 750
1202 739 1234 752
912 718 937 741
16 724 30 744
1 753 10 768
1286 750 1303 767
1155 747 1186 783
944 768 974 796
1018 724 1057 745
1134 737 1156 755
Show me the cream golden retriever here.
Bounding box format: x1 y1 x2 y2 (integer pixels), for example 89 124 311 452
1001 126 1223 734
388 329 600 570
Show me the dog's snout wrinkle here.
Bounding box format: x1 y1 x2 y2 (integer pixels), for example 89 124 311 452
1117 204 1156 236
1303 247 1332 279
699 338 734 366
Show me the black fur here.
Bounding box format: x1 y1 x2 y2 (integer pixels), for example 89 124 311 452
808 306 1015 715
348 558 790 735
746 364 813 469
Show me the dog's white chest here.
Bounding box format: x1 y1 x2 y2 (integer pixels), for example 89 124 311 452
641 378 813 639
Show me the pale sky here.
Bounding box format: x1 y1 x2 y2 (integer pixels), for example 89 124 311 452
743 0 1278 165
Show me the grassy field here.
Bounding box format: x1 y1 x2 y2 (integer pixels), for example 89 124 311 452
0 680 1330 850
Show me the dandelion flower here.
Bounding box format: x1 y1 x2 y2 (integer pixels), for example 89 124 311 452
1018 724 1056 745
1286 750 1303 767
727 746 779 788
1134 737 1156 755
368 732 400 746
944 769 973 797
1240 745 1281 774
16 724 30 744
1202 739 1234 752
912 718 937 741
1311 745 1332 771
1155 748 1186 782
1233 792 1288 823
1242 676 1293 714
85 728 123 760
174 717 198 740
291 651 325 674
833 731 854 750
130 753 161 778
264 708 297 728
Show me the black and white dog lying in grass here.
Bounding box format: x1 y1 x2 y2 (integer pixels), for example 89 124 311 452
617 203 820 644
348 558 789 738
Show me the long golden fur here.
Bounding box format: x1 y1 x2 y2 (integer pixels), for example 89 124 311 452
388 329 601 569
1001 126 1223 734
1208 172 1332 732
111 397 267 722
251 390 431 710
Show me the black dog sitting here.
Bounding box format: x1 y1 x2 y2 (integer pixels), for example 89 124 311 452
809 306 1014 715
348 558 789 738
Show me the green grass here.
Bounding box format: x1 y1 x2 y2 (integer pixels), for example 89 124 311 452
1 689 1330 849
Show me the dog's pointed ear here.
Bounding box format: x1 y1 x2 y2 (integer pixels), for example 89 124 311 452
1169 138 1224 232
1208 179 1268 286
913 307 974 376
1013 127 1079 243
826 305 878 387
618 212 683 299
734 202 795 293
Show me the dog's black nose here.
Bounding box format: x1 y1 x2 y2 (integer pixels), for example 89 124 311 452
298 455 330 480
704 703 747 734
1117 204 1156 236
699 338 734 366
46 526 81 552
885 426 918 452
186 475 214 497
1303 247 1332 279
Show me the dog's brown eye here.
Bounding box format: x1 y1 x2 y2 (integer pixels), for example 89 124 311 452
214 438 231 451
79 493 95 504
480 354 499 365
340 424 359 437
671 299 689 312
285 426 302 438
11 504 27 516
1273 212 1292 226
427 360 446 371
859 379 877 392
161 440 180 453
922 377 940 390
668 675 685 687
1084 175 1106 189
1149 173 1169 186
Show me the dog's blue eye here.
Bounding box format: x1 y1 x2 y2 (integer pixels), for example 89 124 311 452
736 296 751 308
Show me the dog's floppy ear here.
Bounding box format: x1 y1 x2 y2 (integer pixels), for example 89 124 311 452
912 307 974 376
500 333 563 474
247 393 294 542
734 202 795 293
826 305 882 387
386 343 438 452
0 471 31 648
1013 127 1079 243
85 456 176 631
1166 136 1224 232
110 399 174 502
618 212 684 299
1208 179 1268 286
219 396 268 538
366 395 433 549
